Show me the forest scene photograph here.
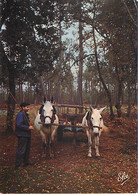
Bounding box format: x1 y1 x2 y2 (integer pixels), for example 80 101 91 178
0 0 137 193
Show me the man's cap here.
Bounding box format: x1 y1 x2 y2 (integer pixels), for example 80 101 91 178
20 102 30 108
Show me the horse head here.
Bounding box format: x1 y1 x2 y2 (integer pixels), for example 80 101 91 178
40 97 56 127
86 106 106 136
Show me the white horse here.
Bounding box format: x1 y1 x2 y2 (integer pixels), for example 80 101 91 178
82 106 106 157
34 97 59 158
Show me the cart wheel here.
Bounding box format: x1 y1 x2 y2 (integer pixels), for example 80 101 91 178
57 126 63 141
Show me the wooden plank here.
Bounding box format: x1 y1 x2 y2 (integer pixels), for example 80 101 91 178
55 103 89 109
38 122 90 129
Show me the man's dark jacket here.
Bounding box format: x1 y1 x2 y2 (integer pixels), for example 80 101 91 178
15 111 31 137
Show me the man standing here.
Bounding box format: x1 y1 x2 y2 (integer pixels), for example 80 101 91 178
15 102 34 168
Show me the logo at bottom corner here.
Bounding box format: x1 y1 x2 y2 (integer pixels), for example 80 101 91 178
117 171 129 185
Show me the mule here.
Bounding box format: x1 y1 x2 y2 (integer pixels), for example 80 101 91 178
34 97 59 158
82 106 106 157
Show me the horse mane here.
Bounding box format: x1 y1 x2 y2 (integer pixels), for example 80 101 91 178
86 111 93 128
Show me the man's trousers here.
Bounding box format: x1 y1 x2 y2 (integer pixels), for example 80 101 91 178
15 136 31 167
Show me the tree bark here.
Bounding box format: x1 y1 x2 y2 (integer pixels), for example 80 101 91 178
19 79 23 104
92 28 114 119
57 16 62 104
78 19 83 108
40 76 47 99
126 82 131 117
115 81 122 117
6 63 15 134
1 42 15 134
114 62 122 117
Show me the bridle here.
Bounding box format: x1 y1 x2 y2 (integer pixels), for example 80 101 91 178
92 125 102 130
89 120 102 131
43 115 53 121
40 106 56 125
86 111 102 131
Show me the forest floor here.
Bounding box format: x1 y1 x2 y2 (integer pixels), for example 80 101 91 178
0 105 137 193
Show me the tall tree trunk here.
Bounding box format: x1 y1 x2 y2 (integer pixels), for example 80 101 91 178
58 18 62 104
40 76 47 99
85 79 88 94
6 64 15 134
90 81 93 104
126 82 131 117
27 82 31 103
1 42 15 134
115 80 122 117
114 61 122 117
19 79 23 104
47 80 52 101
78 19 83 108
93 28 114 119
56 6 63 104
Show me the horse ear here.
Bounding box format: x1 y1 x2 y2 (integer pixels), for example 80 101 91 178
51 96 54 103
53 106 56 114
90 105 94 113
39 105 44 114
86 111 89 120
44 96 46 103
99 107 106 114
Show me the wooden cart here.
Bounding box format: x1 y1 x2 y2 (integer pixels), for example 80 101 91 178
55 104 89 141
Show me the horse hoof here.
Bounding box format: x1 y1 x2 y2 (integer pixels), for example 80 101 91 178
96 153 100 157
88 153 92 157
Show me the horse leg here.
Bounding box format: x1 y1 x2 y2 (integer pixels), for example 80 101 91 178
45 136 50 158
49 141 55 158
50 129 56 158
40 131 47 157
87 130 92 157
94 136 100 156
42 141 46 155
52 143 56 157
46 144 50 158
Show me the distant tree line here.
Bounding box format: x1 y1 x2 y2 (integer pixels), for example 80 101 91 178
0 0 136 133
